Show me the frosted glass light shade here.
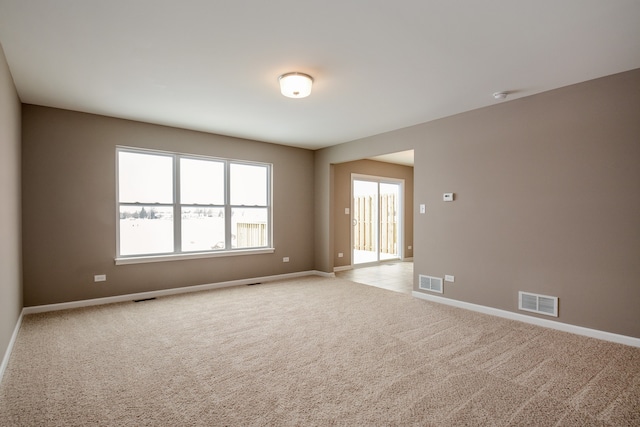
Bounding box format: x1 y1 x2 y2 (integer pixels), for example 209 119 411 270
278 72 313 98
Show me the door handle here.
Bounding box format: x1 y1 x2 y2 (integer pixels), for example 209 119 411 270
352 219 358 226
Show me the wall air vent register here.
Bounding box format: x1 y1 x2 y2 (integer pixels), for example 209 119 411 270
519 291 558 317
418 275 443 294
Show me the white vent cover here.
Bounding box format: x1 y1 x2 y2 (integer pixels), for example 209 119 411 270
418 275 443 294
519 291 558 317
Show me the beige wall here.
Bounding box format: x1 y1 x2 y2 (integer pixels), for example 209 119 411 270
22 106 315 306
11 63 640 339
333 159 413 267
0 43 22 363
316 69 640 338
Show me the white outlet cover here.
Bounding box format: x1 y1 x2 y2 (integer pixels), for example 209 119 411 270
444 275 455 282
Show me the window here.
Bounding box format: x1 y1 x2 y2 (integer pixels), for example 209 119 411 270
117 147 271 261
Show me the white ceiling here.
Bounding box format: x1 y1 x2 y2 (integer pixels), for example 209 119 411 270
1 1 639 150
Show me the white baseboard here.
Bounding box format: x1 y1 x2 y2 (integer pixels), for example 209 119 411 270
412 291 640 348
0 310 24 385
333 265 352 272
23 270 333 315
313 270 336 278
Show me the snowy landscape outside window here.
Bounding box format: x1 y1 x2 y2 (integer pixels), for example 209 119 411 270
117 147 271 259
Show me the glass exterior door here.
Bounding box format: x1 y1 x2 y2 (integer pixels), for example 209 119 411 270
352 177 401 265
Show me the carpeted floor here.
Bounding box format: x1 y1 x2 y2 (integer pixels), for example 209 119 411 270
1 276 639 426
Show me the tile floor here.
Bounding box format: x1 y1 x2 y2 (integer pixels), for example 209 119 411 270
335 261 414 294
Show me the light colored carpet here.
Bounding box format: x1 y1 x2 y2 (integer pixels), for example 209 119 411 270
1 277 639 426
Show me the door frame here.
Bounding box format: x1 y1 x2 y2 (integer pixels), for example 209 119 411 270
351 173 404 266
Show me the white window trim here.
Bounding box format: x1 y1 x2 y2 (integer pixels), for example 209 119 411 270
115 146 273 263
115 248 275 265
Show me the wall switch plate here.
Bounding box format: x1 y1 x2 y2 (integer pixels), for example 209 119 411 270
94 274 106 282
444 275 455 283
408 245 412 250
283 257 290 262
338 252 344 258
345 207 350 214
419 204 426 214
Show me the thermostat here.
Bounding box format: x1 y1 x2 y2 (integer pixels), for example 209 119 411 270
443 193 454 202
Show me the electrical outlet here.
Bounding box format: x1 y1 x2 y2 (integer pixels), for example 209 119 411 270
94 274 106 282
445 275 455 283
283 257 290 262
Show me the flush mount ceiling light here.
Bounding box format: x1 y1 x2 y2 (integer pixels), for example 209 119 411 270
278 72 313 98
493 91 508 100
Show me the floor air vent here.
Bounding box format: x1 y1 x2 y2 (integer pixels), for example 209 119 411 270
133 297 157 303
418 275 443 294
519 291 558 317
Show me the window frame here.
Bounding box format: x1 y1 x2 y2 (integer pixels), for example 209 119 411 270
115 146 274 265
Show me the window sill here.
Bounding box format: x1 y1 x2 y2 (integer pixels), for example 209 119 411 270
115 248 275 265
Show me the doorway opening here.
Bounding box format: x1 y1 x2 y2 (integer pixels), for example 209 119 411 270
352 174 403 265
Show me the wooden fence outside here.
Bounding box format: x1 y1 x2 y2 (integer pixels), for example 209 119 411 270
236 222 267 247
353 193 398 254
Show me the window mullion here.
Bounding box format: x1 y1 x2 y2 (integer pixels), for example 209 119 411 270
268 164 272 248
174 154 181 253
224 160 232 250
